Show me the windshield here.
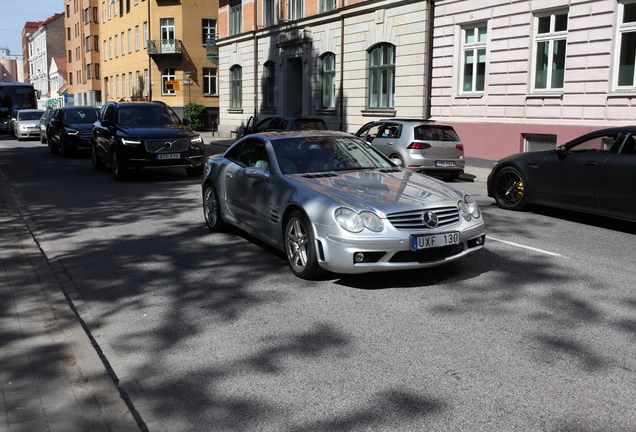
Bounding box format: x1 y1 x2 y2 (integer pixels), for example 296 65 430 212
18 111 43 121
272 135 394 174
117 105 181 126
64 109 99 124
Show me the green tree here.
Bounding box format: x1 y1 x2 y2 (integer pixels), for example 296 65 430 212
184 103 206 131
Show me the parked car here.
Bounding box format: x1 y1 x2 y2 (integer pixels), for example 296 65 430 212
202 131 485 279
8 109 18 136
39 108 55 143
47 106 100 156
487 127 636 221
241 115 329 137
13 109 44 141
91 101 205 180
354 119 465 180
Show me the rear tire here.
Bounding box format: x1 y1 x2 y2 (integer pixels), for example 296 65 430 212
493 166 529 211
284 211 325 280
203 182 227 231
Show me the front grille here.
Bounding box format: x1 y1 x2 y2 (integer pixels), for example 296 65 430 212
387 206 459 230
390 244 464 262
145 138 190 153
80 131 91 140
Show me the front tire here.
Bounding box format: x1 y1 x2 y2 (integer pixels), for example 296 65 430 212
111 150 127 181
59 136 70 158
92 143 105 170
493 166 529 211
40 132 46 143
48 135 58 153
284 211 324 280
203 182 227 231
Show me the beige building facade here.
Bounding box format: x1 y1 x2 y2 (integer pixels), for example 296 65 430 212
216 0 432 138
100 0 219 127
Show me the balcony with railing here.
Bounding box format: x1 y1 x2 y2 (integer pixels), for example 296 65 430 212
147 39 183 57
205 35 219 65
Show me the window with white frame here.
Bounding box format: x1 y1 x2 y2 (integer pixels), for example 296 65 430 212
229 0 241 36
321 53 336 108
230 65 242 108
128 29 132 53
122 75 126 98
289 0 302 20
143 22 148 48
263 61 275 108
162 68 175 96
120 32 125 55
135 25 140 51
368 44 395 108
461 24 487 93
203 67 217 95
321 0 336 13
202 19 216 45
129 72 133 97
115 35 119 57
615 1 636 90
533 11 568 91
144 69 149 97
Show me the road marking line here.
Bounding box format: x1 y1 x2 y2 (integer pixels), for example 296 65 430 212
487 236 564 257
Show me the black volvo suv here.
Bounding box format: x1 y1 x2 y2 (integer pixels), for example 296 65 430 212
91 101 205 180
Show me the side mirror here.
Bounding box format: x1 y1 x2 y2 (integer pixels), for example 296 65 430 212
182 118 191 126
243 167 269 181
243 126 252 136
557 145 567 158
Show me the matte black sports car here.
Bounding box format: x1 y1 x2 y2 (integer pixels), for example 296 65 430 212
203 131 485 279
488 127 636 221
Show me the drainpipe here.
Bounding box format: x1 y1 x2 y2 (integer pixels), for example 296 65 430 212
148 0 152 101
338 14 344 131
426 0 435 120
254 0 259 120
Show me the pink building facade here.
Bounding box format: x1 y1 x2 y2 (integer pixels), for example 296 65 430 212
431 0 636 167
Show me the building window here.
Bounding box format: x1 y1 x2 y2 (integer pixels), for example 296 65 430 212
122 75 126 99
135 26 140 51
321 53 336 108
84 8 90 24
121 32 125 55
461 25 487 93
109 38 113 59
320 0 336 13
115 35 119 57
66 4 70 17
289 0 303 19
143 22 148 48
533 11 568 91
116 75 120 99
368 44 395 108
67 28 71 41
523 133 557 152
144 69 149 96
93 7 98 22
87 64 92 80
95 36 99 51
263 61 275 108
129 72 133 97
203 67 217 95
136 71 142 97
160 18 175 40
86 36 91 52
615 1 636 89
162 68 176 96
230 65 242 108
95 63 100 79
68 50 72 63
229 0 242 35
102 2 106 23
202 19 216 45
264 0 274 27
128 29 132 53
69 72 73 85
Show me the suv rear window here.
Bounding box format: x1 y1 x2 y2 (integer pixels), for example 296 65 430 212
292 119 328 131
414 125 459 142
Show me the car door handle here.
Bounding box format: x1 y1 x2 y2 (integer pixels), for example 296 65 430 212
584 161 597 166
387 142 394 145
225 172 233 179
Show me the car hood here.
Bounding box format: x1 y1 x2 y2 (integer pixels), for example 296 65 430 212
117 124 196 139
66 122 96 131
288 169 464 215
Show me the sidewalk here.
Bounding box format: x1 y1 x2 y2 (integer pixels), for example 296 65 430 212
0 173 141 431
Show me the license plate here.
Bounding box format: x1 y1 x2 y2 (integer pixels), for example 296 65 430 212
411 232 459 250
157 153 180 160
435 161 455 167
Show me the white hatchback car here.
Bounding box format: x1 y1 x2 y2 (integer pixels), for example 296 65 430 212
14 109 44 141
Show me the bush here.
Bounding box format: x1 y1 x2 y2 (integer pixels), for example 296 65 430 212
184 103 206 131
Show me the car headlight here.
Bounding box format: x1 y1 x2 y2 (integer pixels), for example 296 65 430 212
19 124 27 130
190 135 203 145
66 129 80 135
459 195 481 221
335 208 384 233
121 138 141 146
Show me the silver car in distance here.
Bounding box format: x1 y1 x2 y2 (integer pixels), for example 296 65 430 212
202 131 485 279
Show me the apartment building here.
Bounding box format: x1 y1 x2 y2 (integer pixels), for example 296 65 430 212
65 0 103 107
25 13 66 109
0 48 23 83
431 0 636 167
100 0 219 127
216 0 432 138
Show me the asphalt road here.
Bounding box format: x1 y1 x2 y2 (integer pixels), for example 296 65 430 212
1 134 635 432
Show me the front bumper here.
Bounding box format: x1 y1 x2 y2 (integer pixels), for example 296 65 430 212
314 221 485 274
17 128 40 138
119 145 205 169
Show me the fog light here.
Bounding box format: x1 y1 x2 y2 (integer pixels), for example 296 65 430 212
354 252 365 263
475 236 483 245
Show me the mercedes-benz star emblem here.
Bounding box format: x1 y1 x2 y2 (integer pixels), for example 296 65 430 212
422 211 439 228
